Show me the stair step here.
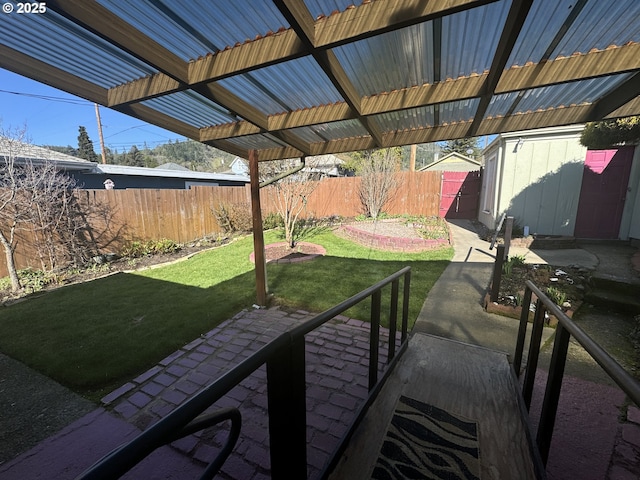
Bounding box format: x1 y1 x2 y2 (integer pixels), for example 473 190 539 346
584 289 640 315
530 236 577 249
590 275 640 298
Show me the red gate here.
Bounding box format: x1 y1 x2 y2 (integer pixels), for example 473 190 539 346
439 171 482 219
574 147 634 239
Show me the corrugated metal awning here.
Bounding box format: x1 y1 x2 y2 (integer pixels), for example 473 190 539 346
0 0 638 161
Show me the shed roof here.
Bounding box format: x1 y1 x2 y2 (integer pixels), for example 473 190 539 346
419 152 483 172
1 0 638 161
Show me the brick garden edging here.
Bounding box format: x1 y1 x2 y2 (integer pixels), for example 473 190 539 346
336 225 449 252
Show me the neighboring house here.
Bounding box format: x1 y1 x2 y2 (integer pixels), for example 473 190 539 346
0 137 95 173
304 154 346 177
479 125 640 241
420 152 483 219
228 157 249 176
226 154 346 178
73 163 249 189
0 138 249 189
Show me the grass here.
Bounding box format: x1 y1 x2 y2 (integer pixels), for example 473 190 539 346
0 230 452 401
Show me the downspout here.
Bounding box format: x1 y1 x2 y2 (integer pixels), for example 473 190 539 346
259 156 306 188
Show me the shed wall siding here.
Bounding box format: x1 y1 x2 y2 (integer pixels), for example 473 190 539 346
495 135 586 236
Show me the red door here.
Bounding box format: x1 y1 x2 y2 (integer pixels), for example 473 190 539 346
574 147 634 239
440 171 482 219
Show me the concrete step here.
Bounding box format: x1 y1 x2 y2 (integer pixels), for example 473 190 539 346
530 236 577 249
585 276 640 315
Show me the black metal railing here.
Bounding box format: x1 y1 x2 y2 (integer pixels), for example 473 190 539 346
513 280 640 466
76 266 412 480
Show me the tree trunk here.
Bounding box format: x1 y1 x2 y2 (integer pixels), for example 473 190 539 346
0 231 21 291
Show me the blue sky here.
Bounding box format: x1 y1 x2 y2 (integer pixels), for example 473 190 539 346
0 69 186 152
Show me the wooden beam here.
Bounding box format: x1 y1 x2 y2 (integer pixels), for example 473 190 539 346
314 0 498 48
497 43 640 93
361 75 487 116
606 95 640 119
189 29 305 84
48 0 188 83
201 138 248 160
0 45 108 105
277 0 316 44
200 123 262 142
115 103 201 140
586 72 640 121
476 105 593 136
197 83 268 130
108 73 182 106
268 103 354 131
249 150 268 306
468 0 534 137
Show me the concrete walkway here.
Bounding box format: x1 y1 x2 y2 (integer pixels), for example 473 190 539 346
416 219 639 480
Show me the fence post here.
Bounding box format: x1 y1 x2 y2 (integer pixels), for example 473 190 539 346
490 244 506 302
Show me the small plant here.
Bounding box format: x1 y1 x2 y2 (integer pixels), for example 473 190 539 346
546 286 567 306
412 216 449 240
514 292 523 307
503 259 514 277
511 254 526 266
502 254 526 277
120 239 181 258
11 268 55 293
263 212 283 230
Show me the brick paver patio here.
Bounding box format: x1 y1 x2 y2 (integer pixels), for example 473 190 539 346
100 306 401 479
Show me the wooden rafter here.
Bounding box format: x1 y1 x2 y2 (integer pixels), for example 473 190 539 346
467 0 534 137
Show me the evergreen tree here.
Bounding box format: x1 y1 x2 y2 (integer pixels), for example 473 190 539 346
127 145 144 167
77 126 98 162
441 137 480 157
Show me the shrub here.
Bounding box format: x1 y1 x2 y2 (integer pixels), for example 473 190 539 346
263 212 283 230
213 202 252 233
121 239 181 258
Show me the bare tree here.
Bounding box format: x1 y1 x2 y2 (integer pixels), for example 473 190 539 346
260 158 320 248
358 148 401 220
0 127 99 291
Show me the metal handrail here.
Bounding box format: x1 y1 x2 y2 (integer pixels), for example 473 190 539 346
513 279 640 466
76 266 411 480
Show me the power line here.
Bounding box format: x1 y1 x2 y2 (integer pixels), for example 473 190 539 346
0 89 91 105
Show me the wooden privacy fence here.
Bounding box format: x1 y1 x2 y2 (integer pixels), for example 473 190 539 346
0 171 440 277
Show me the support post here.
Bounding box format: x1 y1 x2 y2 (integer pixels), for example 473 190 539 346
490 244 506 302
249 150 267 306
504 216 514 259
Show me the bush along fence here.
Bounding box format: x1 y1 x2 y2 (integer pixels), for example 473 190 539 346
0 171 441 277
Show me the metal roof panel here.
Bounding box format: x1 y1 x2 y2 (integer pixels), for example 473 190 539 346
217 57 343 115
97 0 289 61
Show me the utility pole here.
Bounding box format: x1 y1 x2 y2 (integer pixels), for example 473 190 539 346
95 103 107 164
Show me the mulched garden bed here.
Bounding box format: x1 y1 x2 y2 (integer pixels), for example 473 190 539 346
485 262 593 325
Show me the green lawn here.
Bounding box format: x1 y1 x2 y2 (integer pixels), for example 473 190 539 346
0 230 451 401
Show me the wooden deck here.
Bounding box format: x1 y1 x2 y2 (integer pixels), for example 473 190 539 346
329 333 543 479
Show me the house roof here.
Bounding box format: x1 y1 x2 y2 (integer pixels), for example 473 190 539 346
419 152 482 172
1 1 638 162
91 163 249 182
0 137 96 170
155 162 191 171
